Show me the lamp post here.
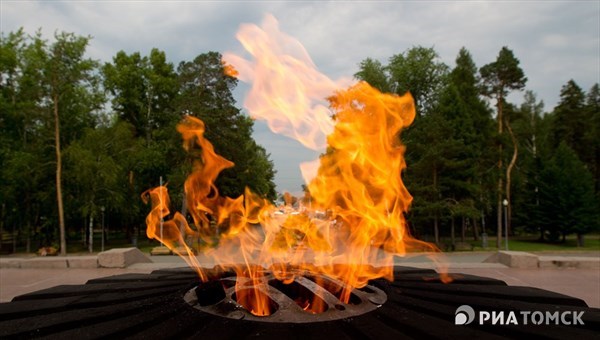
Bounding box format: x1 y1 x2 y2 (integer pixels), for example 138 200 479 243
100 206 105 252
502 199 509 250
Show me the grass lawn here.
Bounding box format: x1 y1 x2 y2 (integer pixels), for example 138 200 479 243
468 233 600 252
4 229 599 256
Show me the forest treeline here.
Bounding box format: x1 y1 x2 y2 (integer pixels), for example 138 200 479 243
0 29 276 254
1 29 598 254
354 46 599 248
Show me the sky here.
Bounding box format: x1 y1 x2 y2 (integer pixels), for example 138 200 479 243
2 1 599 195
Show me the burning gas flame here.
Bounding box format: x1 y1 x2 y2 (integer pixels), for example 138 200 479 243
144 14 448 316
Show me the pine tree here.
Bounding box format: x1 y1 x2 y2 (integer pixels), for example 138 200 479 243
480 47 527 247
537 142 599 245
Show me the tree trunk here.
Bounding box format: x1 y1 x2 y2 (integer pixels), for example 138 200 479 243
481 211 486 234
146 87 153 146
496 96 504 249
450 218 456 247
577 233 585 247
12 223 17 253
472 217 480 241
26 224 31 253
433 214 439 246
0 203 4 253
461 217 466 243
54 96 67 256
505 118 518 236
432 166 439 245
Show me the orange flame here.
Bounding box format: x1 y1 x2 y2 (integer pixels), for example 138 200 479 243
144 14 448 316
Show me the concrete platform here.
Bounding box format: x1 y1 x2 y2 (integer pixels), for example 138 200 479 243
98 247 153 268
496 250 539 268
485 250 600 269
19 257 68 269
538 255 600 269
67 256 99 268
448 267 600 309
2 251 599 308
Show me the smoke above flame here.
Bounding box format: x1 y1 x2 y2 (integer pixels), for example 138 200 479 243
144 14 447 316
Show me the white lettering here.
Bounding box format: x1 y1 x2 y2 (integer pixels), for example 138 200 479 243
479 311 490 324
471 309 584 326
520 311 531 325
573 311 585 325
506 312 518 325
492 311 504 325
531 311 544 325
560 312 571 325
546 311 560 325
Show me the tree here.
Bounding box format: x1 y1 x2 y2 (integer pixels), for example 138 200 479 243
64 122 135 239
480 46 527 247
510 91 546 238
584 84 600 194
436 48 494 244
176 52 276 200
355 46 448 116
354 47 451 242
537 142 599 245
550 80 586 156
102 49 181 234
550 80 599 196
354 58 390 93
387 46 449 115
1 30 102 254
44 32 103 255
102 48 178 144
403 110 459 245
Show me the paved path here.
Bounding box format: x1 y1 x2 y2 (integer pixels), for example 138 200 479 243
1 252 598 308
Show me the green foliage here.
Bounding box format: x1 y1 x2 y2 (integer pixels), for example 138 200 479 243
388 46 449 115
550 80 586 154
549 80 599 196
585 84 600 194
0 29 103 253
480 46 528 247
1 29 276 252
404 48 494 244
537 142 599 241
354 58 390 93
64 122 135 220
176 51 276 200
102 48 178 143
509 91 546 235
480 47 527 99
355 46 448 116
1 27 595 252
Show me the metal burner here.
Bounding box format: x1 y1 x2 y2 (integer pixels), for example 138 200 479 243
184 272 387 323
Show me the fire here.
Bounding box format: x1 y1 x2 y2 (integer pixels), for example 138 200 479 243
143 14 447 316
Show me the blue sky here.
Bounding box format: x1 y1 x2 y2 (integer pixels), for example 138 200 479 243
2 1 598 194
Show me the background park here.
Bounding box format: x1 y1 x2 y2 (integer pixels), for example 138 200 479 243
1 28 598 256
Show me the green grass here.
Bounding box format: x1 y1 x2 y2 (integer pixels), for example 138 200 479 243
468 234 600 252
5 229 599 255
